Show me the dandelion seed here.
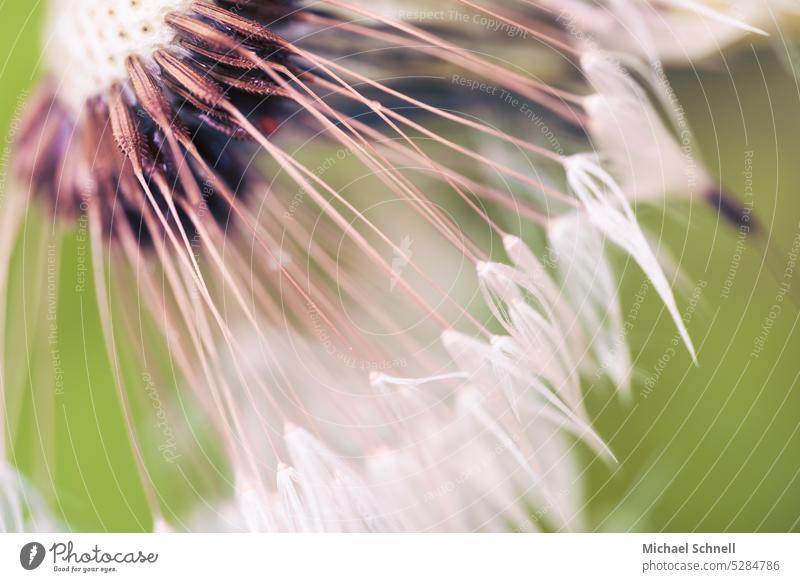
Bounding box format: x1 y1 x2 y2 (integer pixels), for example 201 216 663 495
276 463 312 533
565 154 696 361
581 50 713 202
549 212 631 395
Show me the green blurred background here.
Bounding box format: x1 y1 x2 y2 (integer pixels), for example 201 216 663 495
1 2 798 532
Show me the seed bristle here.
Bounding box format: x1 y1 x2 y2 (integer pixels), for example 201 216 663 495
108 83 148 173
126 56 185 138
208 69 287 98
178 38 256 70
166 11 242 54
191 1 289 47
153 49 226 109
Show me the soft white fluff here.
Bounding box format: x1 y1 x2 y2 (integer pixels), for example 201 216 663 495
550 213 632 395
582 51 713 201
565 154 696 362
546 0 780 64
44 0 193 113
0 464 58 532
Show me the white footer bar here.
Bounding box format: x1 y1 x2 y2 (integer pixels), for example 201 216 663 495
1 534 798 581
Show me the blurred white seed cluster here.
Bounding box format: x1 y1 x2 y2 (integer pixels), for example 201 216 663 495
540 0 796 64
0 464 59 532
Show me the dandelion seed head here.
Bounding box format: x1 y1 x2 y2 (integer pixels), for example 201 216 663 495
16 0 294 239
45 0 194 114
6 0 710 533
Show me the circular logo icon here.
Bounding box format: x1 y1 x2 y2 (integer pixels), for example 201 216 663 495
20 542 46 570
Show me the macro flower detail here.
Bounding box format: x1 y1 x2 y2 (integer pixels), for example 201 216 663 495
17 0 296 241
3 0 752 533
